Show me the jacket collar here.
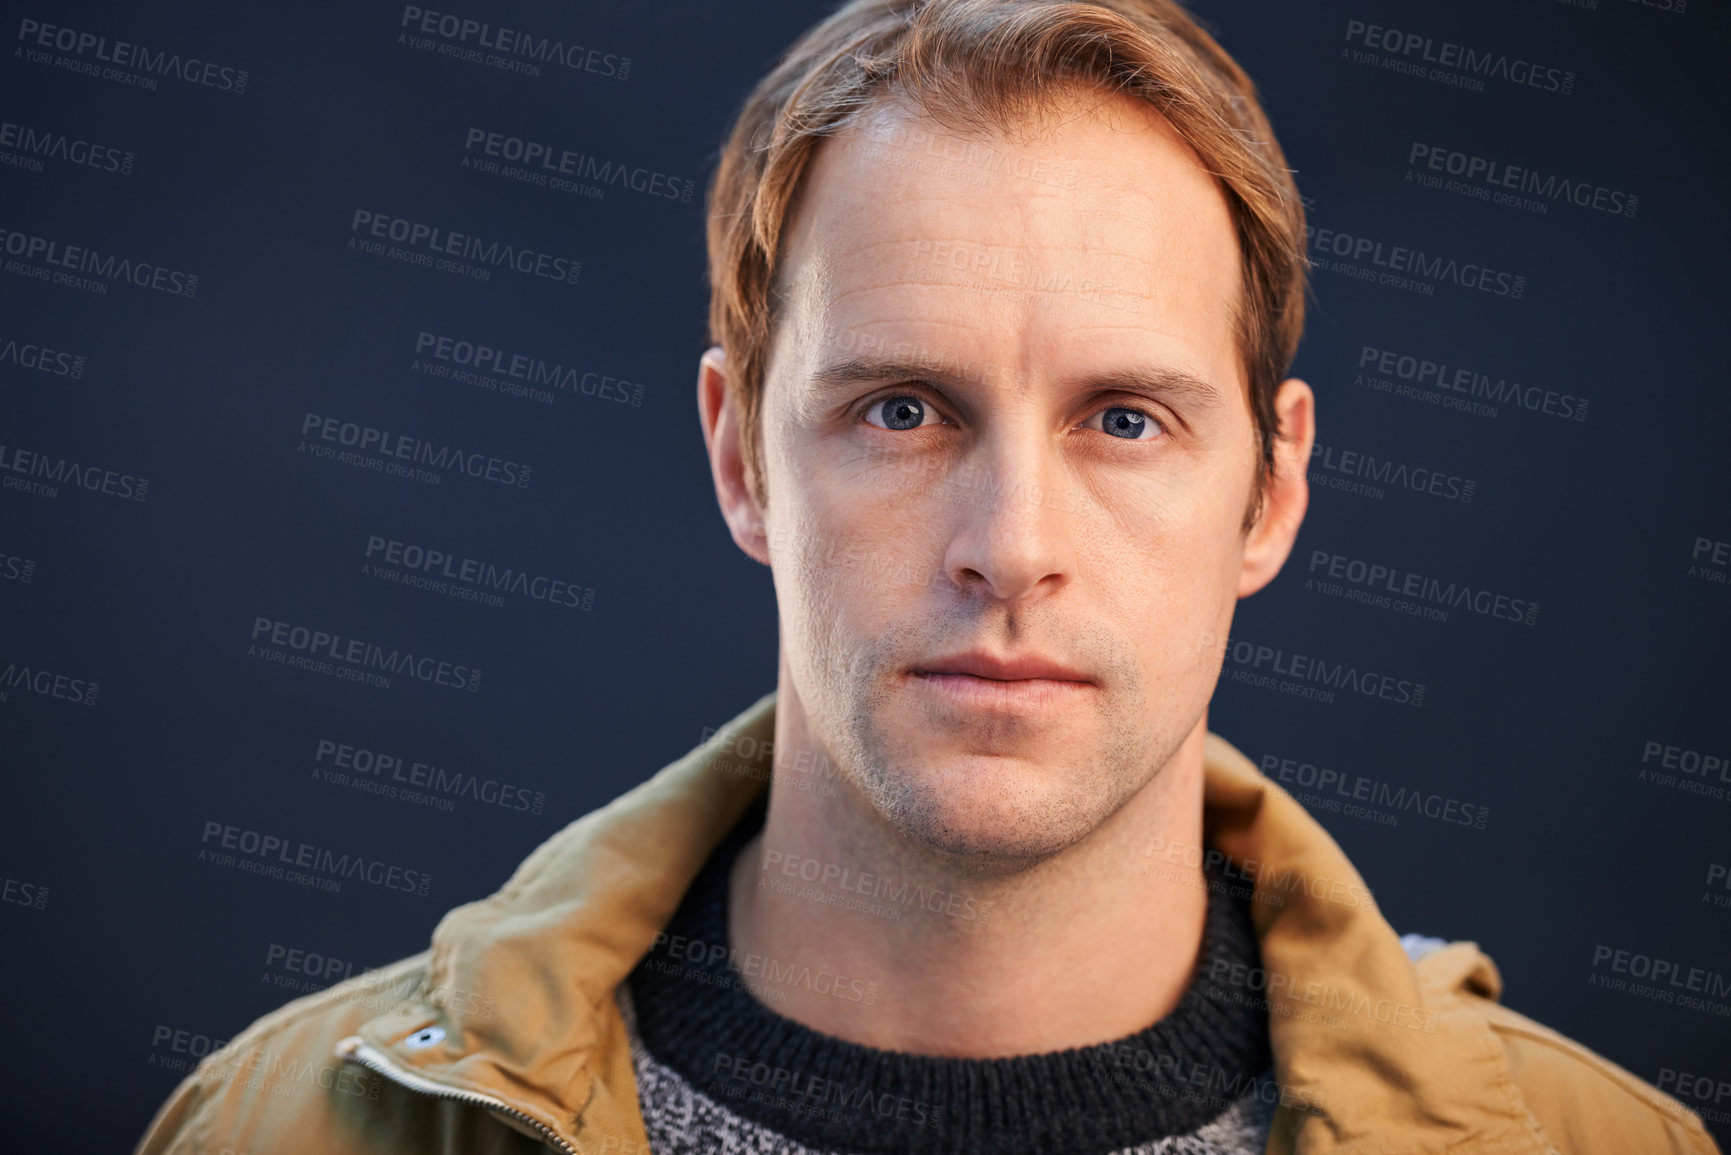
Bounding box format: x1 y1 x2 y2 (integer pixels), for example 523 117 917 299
347 690 1542 1154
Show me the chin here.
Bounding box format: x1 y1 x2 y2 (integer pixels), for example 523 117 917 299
864 749 1110 868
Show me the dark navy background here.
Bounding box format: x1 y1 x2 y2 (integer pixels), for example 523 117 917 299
1 2 1726 1151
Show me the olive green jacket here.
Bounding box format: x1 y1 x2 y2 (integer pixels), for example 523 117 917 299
136 690 1720 1154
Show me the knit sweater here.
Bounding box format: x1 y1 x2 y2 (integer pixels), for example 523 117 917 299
620 800 1278 1155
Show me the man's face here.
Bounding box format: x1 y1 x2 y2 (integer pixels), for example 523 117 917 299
754 90 1264 869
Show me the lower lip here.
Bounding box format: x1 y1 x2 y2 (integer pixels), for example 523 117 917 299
907 671 1095 711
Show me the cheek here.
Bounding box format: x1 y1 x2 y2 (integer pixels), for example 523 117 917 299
1086 491 1244 642
778 476 922 622
789 430 939 541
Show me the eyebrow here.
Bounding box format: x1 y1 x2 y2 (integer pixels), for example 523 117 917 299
808 356 1227 415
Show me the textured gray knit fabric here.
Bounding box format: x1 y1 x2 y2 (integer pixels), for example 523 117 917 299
616 982 1276 1155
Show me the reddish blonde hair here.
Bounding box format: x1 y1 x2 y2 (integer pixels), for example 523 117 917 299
706 0 1307 526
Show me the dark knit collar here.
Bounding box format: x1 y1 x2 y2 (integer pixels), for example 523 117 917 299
626 799 1272 1155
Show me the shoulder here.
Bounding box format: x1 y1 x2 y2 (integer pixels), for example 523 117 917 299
133 952 522 1155
1413 941 1722 1155
1481 998 1719 1155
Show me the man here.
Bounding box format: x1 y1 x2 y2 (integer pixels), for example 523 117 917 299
137 1 1719 1152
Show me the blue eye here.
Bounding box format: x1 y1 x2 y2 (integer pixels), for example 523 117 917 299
1096 406 1159 440
861 396 1163 440
866 395 930 431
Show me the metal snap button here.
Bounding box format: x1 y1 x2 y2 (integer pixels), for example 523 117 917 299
403 1026 446 1050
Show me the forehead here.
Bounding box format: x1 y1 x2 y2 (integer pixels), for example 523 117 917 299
768 89 1245 399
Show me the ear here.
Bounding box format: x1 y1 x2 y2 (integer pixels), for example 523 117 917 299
697 346 771 566
1237 377 1315 598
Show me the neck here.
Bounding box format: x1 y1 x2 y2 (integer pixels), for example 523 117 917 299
727 657 1211 1058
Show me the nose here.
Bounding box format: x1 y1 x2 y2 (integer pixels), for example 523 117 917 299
938 431 1079 603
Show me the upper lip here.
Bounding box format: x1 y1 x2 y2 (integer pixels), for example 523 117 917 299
912 651 1093 683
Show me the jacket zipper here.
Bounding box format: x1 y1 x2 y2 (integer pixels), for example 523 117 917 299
335 1035 579 1154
